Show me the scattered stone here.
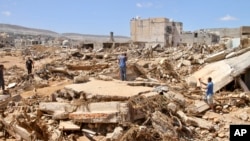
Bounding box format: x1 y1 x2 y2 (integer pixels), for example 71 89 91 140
73 72 89 83
106 127 123 141
237 111 249 121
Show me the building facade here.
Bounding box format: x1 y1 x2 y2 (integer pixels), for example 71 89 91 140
130 17 183 47
181 31 220 47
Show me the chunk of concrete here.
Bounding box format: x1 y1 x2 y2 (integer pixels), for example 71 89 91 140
39 102 76 114
167 102 177 113
173 52 183 60
53 111 69 120
152 111 176 134
106 127 123 141
204 51 227 63
96 75 113 81
177 110 189 122
237 111 249 121
164 91 185 107
0 118 33 141
70 102 130 123
194 100 210 114
188 117 213 130
59 121 80 131
177 110 213 130
182 60 191 66
73 73 89 83
69 112 119 123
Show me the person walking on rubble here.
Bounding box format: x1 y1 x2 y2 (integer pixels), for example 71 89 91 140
118 53 127 81
0 65 5 93
26 57 34 75
199 77 215 111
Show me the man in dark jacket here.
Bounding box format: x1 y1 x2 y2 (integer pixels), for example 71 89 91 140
26 57 34 74
0 65 5 92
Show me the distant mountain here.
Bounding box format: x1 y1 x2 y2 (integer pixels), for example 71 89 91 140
0 23 130 42
0 23 59 37
62 33 130 42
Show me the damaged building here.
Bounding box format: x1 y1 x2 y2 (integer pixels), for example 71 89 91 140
181 31 220 47
130 17 183 47
0 32 14 47
1 17 250 141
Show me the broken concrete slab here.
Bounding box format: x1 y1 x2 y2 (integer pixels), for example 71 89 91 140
49 67 69 74
225 52 236 59
78 101 124 113
106 127 123 141
73 73 89 84
95 74 113 81
204 51 227 63
69 112 119 123
65 78 153 97
127 81 164 87
0 94 10 101
39 102 76 114
177 110 213 130
189 117 213 130
164 91 186 107
40 101 129 123
193 100 210 114
182 60 191 66
53 111 69 120
59 121 80 131
0 99 10 110
173 52 183 60
82 128 97 135
152 111 172 133
187 51 250 92
67 63 109 71
0 118 34 141
202 111 222 120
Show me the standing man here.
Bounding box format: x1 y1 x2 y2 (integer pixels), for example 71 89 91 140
199 77 214 111
0 65 5 92
26 57 34 74
118 53 127 81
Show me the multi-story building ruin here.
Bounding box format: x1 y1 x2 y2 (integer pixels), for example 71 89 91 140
181 31 220 47
130 17 183 47
130 17 250 48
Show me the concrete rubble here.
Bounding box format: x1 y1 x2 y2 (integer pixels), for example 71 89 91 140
0 43 250 141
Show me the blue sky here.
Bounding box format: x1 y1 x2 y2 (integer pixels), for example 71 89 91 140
0 0 249 36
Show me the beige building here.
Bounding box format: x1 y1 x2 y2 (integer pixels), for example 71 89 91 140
241 26 250 38
181 31 220 46
0 32 14 47
130 17 183 47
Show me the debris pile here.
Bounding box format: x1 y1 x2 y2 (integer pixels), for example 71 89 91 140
1 44 250 141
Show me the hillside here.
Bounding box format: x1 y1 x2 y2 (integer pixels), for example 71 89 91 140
62 33 130 42
0 23 59 37
0 23 130 42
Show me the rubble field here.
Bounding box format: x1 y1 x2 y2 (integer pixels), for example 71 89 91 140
1 44 250 141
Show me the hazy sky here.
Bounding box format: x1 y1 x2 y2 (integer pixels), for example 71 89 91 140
0 0 249 36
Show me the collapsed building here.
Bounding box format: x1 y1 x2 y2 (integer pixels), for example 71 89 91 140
1 17 250 141
0 41 250 140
